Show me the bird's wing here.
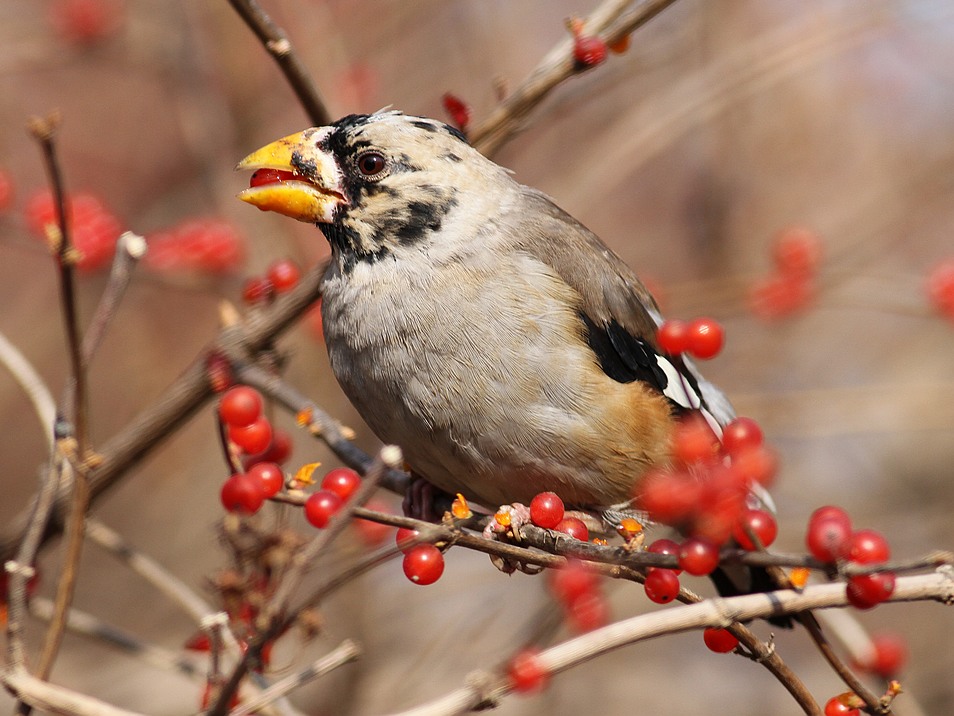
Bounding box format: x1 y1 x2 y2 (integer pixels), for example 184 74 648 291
511 188 734 428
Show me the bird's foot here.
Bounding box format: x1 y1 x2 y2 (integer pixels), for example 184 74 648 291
402 473 454 522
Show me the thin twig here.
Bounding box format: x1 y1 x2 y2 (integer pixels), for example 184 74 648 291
224 0 331 126
28 597 203 679
2 667 147 716
228 640 361 716
798 612 888 715
0 256 327 564
210 446 401 716
0 330 57 451
386 569 954 716
470 0 679 156
28 112 94 686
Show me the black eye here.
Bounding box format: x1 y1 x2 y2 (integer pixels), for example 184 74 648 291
357 151 387 178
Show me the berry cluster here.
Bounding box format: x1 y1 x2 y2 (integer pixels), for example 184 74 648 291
926 258 954 321
528 491 590 542
548 559 608 632
805 506 895 609
303 467 361 528
241 258 303 305
24 189 123 271
656 317 725 359
749 226 822 320
217 386 293 514
441 93 471 134
49 0 124 46
145 217 245 275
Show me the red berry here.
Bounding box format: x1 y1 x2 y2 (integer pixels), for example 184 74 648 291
554 517 589 541
228 416 273 455
352 499 394 547
748 273 814 321
145 217 245 275
50 0 123 45
824 693 861 716
441 93 471 132
806 506 852 562
572 32 607 67
656 319 690 355
24 190 122 271
218 386 263 427
773 226 822 277
644 568 680 604
732 509 778 550
634 469 701 527
721 417 763 456
0 169 14 212
678 537 720 576
183 631 212 652
304 490 343 528
673 415 720 465
306 300 325 341
647 538 683 574
242 276 274 304
703 627 739 653
846 572 895 610
395 527 420 552
529 492 565 529
846 529 890 565
507 648 550 693
549 560 598 605
247 461 283 498
687 317 724 359
565 590 608 632
926 259 954 320
730 445 778 487
220 473 265 515
243 429 293 469
320 467 361 501
858 633 908 678
266 258 301 293
402 544 444 585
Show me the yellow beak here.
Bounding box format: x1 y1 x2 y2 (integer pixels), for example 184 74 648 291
236 127 346 223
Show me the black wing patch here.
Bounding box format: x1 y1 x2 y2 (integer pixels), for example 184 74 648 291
580 312 708 414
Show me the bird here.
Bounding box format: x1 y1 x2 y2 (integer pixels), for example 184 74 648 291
235 110 740 516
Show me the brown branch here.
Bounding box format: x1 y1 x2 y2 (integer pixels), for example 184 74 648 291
27 113 94 687
224 0 331 126
387 570 954 716
0 259 327 565
209 446 401 716
470 0 679 156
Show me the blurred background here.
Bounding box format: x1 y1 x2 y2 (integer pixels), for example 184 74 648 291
1 0 953 713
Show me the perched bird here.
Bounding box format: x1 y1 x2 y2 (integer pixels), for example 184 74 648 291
236 110 736 514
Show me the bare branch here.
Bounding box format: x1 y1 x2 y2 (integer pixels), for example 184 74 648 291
388 569 954 716
224 0 331 126
470 0 679 156
228 640 361 716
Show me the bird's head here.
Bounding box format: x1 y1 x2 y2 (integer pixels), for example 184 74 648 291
237 110 508 266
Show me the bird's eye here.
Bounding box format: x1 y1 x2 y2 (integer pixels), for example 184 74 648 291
357 151 387 178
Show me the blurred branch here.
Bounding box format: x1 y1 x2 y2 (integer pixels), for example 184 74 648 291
470 0 678 156
28 112 93 686
210 446 400 716
2 667 146 716
228 640 361 716
0 330 57 450
0 259 325 562
224 0 331 126
29 597 203 680
389 569 954 716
